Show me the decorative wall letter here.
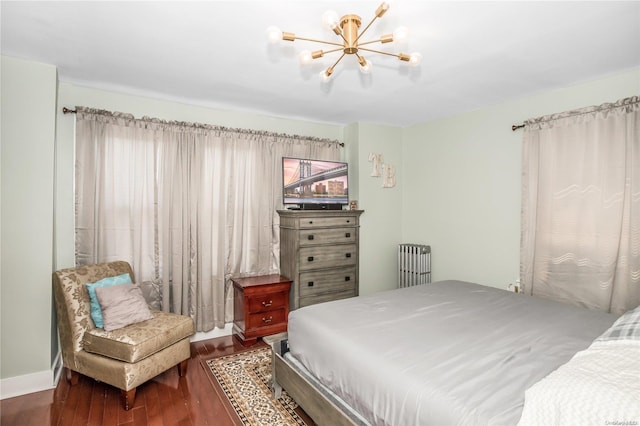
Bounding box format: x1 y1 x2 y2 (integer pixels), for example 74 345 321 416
382 164 396 188
368 153 383 177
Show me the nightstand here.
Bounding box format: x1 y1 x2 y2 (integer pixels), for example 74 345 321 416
232 275 291 346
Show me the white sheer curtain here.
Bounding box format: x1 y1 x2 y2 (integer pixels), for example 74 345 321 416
520 96 640 315
75 108 340 330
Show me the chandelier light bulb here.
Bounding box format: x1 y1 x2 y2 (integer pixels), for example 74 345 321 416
409 52 422 66
299 50 313 65
266 26 283 43
322 10 339 30
359 59 372 74
319 69 333 83
393 26 409 42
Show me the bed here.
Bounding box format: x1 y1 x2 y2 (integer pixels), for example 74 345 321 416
271 280 636 425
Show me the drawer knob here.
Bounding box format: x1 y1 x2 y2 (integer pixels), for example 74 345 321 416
346 220 350 223
345 276 351 281
308 281 314 287
262 316 273 324
262 300 272 307
345 232 351 238
309 221 313 224
307 256 314 262
308 235 315 240
345 253 352 258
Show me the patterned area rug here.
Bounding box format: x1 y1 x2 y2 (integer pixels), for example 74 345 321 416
206 347 308 426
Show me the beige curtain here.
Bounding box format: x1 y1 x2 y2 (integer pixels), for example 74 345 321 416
520 96 640 315
75 107 340 331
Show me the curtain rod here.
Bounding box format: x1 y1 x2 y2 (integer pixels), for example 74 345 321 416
69 105 522 138
62 107 344 147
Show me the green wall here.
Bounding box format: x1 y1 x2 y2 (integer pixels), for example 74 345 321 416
350 123 403 295
1 57 57 385
402 69 640 289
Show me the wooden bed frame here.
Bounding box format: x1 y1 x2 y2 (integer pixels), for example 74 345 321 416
271 337 360 426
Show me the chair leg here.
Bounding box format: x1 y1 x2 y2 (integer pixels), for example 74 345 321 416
66 368 79 385
121 388 136 411
178 359 189 377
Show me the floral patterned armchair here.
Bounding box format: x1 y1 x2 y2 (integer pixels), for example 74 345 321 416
52 261 194 410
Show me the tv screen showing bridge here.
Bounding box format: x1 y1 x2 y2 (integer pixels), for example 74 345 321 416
283 158 348 203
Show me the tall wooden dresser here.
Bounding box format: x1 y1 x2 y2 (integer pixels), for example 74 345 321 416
278 209 364 310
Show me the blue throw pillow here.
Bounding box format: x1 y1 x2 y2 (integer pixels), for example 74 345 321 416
86 273 132 328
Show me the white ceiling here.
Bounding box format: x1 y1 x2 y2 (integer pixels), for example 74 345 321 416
2 1 639 127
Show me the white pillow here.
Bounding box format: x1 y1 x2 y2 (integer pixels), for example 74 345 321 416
95 284 153 331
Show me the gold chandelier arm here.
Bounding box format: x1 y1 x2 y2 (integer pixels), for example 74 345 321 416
328 52 347 71
357 36 393 47
287 35 344 48
355 2 389 44
320 47 346 55
337 32 349 46
354 53 367 68
322 52 347 79
358 47 410 60
354 15 380 44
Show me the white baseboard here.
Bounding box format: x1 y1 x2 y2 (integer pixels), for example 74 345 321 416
191 322 233 342
0 323 233 400
0 369 56 400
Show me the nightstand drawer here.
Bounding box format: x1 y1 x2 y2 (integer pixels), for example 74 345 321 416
299 267 357 297
299 244 357 270
247 291 287 312
247 308 287 329
299 228 357 246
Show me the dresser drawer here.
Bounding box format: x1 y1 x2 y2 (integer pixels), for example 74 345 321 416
299 267 357 297
297 215 358 229
299 228 356 246
300 289 357 308
299 244 357 270
247 308 287 329
247 291 287 312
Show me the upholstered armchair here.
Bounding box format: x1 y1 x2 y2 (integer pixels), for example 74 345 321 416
53 261 194 410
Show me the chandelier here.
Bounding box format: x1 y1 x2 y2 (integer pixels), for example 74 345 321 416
267 2 421 82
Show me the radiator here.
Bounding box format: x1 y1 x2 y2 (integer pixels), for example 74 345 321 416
398 244 431 288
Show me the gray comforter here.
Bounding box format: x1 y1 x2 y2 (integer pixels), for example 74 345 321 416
287 280 617 425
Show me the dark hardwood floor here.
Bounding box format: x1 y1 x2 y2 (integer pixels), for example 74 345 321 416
0 336 282 426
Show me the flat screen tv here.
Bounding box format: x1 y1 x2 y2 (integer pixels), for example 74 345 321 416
282 157 349 210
